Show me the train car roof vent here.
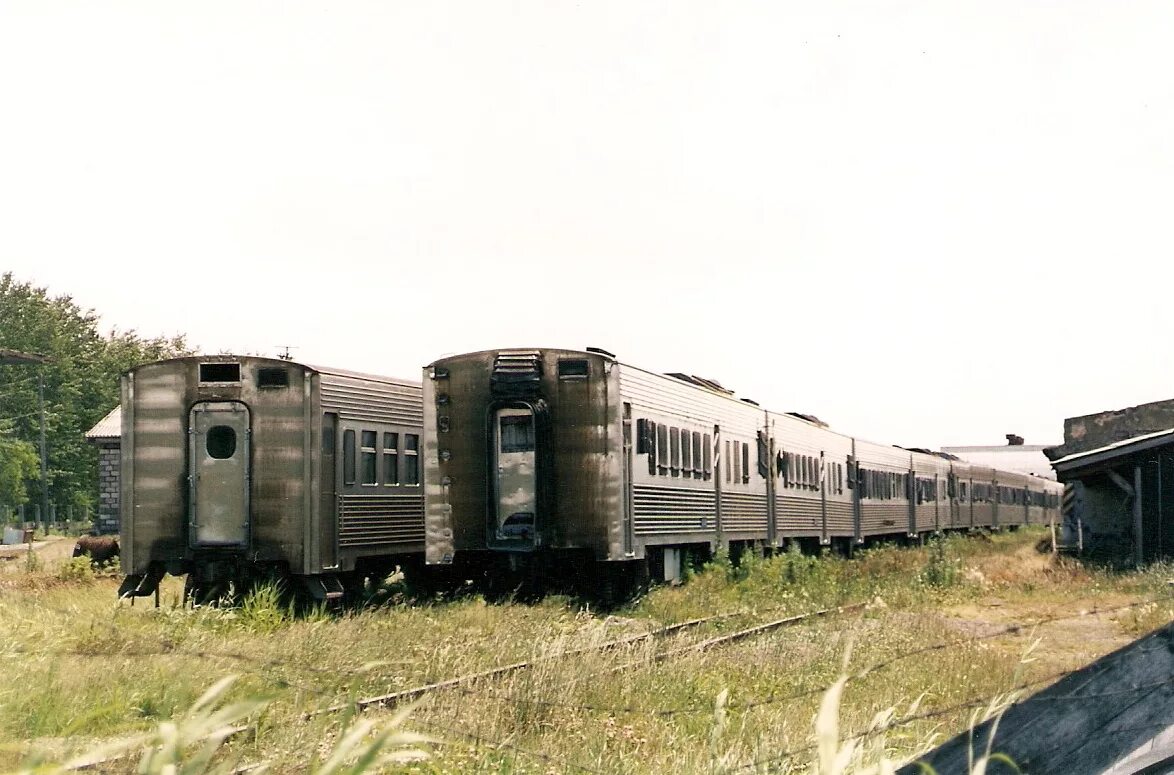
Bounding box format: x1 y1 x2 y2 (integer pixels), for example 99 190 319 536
585 346 615 358
492 350 543 396
666 373 735 396
786 412 829 428
740 398 760 406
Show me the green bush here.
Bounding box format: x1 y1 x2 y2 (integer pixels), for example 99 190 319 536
920 537 961 589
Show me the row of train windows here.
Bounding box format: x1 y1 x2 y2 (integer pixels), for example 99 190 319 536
341 429 420 487
779 453 844 494
634 419 755 484
856 468 906 500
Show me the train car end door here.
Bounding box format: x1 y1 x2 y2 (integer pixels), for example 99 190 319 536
189 401 250 548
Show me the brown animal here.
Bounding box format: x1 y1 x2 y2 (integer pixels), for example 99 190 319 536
73 534 120 565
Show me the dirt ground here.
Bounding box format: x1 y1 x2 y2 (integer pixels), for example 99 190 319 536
0 535 77 572
941 541 1156 674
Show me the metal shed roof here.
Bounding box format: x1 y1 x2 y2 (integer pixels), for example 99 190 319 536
1050 427 1174 476
85 406 121 441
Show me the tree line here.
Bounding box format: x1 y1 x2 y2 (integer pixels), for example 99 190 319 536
0 273 191 512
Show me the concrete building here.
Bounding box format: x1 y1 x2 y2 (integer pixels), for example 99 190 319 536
84 406 121 535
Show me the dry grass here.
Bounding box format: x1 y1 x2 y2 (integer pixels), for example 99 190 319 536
1 528 1170 773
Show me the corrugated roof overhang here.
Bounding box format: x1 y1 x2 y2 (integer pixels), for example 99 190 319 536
1050 428 1174 480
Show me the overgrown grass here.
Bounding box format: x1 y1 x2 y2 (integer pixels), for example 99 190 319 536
1 527 1169 773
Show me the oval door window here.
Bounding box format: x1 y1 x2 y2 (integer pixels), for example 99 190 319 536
206 426 237 459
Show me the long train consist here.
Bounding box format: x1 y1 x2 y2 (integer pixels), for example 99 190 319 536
118 355 425 603
422 347 1063 586
116 349 1061 602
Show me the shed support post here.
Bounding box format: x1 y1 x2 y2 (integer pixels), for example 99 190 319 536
1134 464 1143 567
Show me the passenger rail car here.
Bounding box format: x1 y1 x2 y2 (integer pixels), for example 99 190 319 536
119 356 425 603
422 347 1063 584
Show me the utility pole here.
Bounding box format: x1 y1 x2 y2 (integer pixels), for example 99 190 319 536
38 369 48 534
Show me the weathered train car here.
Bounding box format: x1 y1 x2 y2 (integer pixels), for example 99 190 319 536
422 347 1063 585
119 355 424 602
909 450 953 534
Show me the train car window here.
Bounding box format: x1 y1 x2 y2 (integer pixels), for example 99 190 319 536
558 359 589 380
383 433 399 486
670 428 681 477
846 457 855 489
731 441 740 484
500 416 535 453
199 363 240 383
636 419 652 455
322 421 334 452
692 432 703 479
257 368 289 389
361 431 377 485
725 440 732 483
644 421 658 475
206 426 236 459
343 430 356 485
403 434 420 485
657 425 669 476
681 428 692 476
703 434 712 479
648 420 657 474
742 442 750 484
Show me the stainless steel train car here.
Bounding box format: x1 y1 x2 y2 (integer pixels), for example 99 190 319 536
422 347 1063 585
118 355 425 603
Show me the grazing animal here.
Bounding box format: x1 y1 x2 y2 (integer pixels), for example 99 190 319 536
73 534 120 565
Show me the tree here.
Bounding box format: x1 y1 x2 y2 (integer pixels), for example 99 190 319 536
0 273 192 510
0 424 38 508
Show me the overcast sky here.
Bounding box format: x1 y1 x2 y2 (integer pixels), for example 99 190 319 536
2 1 1172 449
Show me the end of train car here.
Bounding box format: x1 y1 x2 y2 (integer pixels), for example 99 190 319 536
118 355 425 604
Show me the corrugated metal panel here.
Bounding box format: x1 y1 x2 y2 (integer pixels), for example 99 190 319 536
85 406 121 440
914 503 938 532
320 372 423 426
338 494 425 547
854 438 913 470
826 501 855 535
632 484 715 535
618 365 762 437
777 495 821 533
861 503 908 534
723 491 768 532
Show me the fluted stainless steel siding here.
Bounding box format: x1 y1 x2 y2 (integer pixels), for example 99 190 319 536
319 369 422 426
722 491 768 532
338 494 426 547
777 495 821 534
632 484 716 535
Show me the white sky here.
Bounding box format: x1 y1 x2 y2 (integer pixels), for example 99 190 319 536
2 1 1172 449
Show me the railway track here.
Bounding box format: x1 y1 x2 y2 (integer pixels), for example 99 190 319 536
315 601 865 716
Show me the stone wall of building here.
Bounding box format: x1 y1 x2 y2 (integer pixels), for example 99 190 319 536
1045 398 1174 461
96 442 120 535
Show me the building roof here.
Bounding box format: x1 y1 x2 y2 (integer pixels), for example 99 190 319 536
1051 427 1174 477
85 406 121 441
0 349 46 365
